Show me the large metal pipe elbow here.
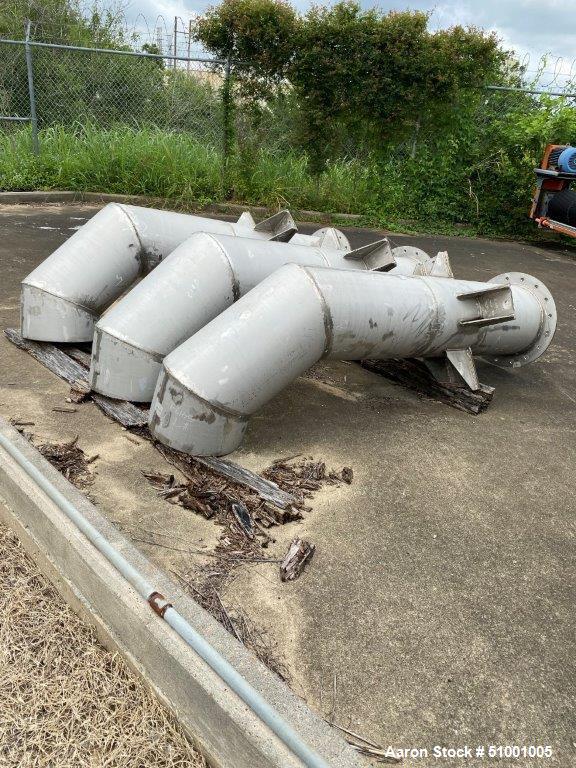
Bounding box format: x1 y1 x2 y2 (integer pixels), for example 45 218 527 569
149 265 556 456
21 203 140 342
149 263 326 455
90 233 239 401
89 232 396 402
20 204 298 342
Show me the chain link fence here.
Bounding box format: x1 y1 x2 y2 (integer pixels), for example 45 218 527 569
0 40 32 132
2 27 575 227
0 37 229 156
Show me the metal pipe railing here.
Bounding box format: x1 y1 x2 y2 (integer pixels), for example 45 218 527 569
24 22 39 154
0 37 226 65
485 84 576 98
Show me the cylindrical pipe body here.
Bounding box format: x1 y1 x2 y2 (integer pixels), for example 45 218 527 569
149 265 554 456
21 203 295 343
90 232 410 401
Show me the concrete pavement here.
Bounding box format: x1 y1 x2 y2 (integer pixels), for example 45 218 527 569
1 202 574 766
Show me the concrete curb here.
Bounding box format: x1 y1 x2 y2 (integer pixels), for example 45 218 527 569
0 418 366 768
0 190 363 225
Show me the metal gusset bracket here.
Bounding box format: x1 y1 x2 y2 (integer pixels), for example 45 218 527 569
429 251 453 278
446 348 480 390
457 284 514 328
343 238 396 271
423 347 480 391
253 209 297 242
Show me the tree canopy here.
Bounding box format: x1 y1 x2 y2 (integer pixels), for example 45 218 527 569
195 0 506 163
0 0 126 47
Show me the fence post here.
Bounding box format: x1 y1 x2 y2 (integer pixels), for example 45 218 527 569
24 20 39 155
221 56 234 199
173 16 178 71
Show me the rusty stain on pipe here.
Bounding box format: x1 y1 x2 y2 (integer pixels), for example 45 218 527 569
148 591 173 618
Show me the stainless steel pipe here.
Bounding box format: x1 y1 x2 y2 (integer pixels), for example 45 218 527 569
89 233 415 402
149 266 556 456
20 204 298 342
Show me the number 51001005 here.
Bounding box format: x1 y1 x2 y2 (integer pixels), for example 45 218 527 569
488 746 552 759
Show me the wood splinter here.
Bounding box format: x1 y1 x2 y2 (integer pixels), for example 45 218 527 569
280 538 315 582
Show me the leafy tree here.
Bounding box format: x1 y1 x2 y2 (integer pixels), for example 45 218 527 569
142 42 164 67
195 0 506 168
294 4 505 164
1 0 78 38
0 0 127 47
195 0 296 99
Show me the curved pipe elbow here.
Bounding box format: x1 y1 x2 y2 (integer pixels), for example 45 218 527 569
20 205 300 343
21 285 99 343
90 232 238 401
90 231 387 402
149 265 556 457
149 263 328 455
21 203 140 342
21 200 432 346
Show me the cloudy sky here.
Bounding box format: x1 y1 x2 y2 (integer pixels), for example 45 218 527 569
120 0 576 84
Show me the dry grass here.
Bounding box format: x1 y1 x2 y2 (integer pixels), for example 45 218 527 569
0 523 206 768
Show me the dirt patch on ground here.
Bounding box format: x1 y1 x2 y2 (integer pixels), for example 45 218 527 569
145 454 353 681
0 522 206 768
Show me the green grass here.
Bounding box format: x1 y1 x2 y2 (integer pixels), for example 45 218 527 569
0 125 223 204
0 123 384 215
0 124 560 242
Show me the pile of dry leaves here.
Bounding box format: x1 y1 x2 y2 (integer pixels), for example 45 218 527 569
143 455 353 571
10 421 97 493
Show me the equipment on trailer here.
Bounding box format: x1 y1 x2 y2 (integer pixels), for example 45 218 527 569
530 144 576 237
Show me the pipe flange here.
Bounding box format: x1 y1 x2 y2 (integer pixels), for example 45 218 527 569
483 272 557 368
313 227 351 251
391 245 431 273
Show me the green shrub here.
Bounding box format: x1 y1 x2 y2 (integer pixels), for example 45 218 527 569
2 106 576 241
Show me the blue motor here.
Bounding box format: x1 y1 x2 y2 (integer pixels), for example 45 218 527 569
557 146 576 173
